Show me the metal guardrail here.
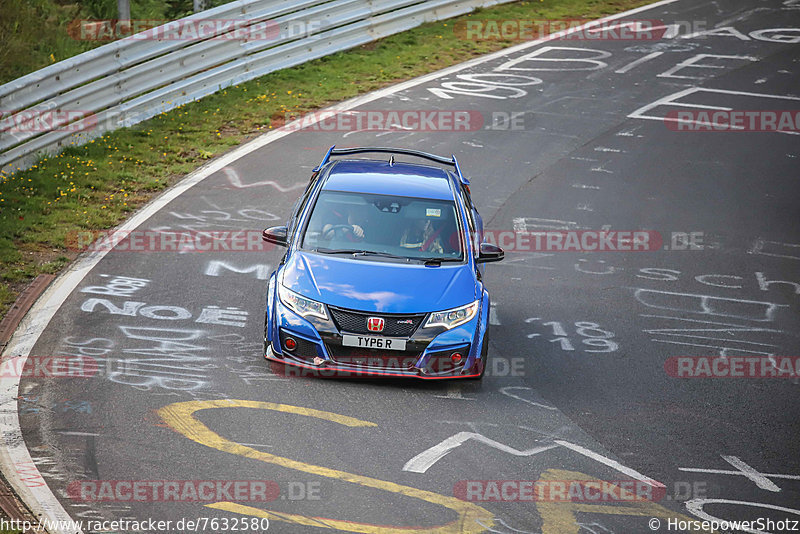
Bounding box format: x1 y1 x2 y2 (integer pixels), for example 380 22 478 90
0 0 515 175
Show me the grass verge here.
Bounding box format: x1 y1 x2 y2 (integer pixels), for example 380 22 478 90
0 0 651 322
0 0 235 85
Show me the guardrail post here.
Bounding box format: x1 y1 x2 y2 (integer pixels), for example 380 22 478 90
117 0 131 20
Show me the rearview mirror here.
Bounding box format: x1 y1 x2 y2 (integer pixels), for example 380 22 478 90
262 226 288 247
476 242 504 263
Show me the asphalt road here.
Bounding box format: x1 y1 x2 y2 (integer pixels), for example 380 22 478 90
10 0 800 532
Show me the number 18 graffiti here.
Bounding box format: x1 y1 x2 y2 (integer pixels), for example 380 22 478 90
526 318 619 353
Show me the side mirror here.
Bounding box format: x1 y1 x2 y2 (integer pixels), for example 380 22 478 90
262 226 288 247
476 242 504 263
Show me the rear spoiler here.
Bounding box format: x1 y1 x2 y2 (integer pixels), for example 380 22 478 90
312 146 468 186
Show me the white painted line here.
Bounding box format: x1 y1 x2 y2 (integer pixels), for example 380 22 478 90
650 334 776 346
657 54 757 80
477 517 537 534
554 440 665 488
512 217 527 232
639 314 783 332
678 467 800 480
590 166 614 174
685 499 800 528
222 167 305 191
513 217 582 231
721 455 782 492
0 0 682 529
632 288 788 322
403 432 557 474
748 238 800 260
629 87 800 134
499 386 557 411
489 302 501 325
572 184 601 190
433 385 475 401
615 51 664 74
649 339 775 356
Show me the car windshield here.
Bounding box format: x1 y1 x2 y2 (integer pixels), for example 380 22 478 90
301 190 464 262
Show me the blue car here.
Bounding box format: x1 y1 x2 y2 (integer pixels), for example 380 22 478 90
262 146 504 379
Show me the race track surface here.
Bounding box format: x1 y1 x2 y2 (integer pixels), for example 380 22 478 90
8 0 800 532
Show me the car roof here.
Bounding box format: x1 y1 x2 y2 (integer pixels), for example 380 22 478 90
321 159 456 201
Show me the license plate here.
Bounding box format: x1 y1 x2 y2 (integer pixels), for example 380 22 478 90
341 335 406 351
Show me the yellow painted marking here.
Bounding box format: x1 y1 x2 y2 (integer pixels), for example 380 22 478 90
158 399 493 533
537 470 718 534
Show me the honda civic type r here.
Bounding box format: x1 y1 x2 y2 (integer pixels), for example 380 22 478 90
262 146 504 379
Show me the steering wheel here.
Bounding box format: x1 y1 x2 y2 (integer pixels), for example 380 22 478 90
323 224 358 240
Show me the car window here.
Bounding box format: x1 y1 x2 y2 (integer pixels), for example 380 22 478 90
287 177 318 241
301 190 464 262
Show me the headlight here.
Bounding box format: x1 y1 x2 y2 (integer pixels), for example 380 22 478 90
278 284 328 321
424 300 479 330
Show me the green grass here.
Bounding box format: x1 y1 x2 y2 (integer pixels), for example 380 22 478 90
0 0 236 85
0 0 651 320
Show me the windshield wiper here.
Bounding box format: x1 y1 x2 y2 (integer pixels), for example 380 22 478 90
313 248 409 260
419 257 464 266
313 248 462 264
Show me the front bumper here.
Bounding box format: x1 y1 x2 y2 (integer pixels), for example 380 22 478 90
265 344 481 379
265 292 488 379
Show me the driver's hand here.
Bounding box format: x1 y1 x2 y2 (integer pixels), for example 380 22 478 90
352 225 364 238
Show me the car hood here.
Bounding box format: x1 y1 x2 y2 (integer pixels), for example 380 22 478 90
281 251 477 313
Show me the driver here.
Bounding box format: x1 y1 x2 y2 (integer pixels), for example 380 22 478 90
401 218 443 253
400 216 459 254
322 204 365 241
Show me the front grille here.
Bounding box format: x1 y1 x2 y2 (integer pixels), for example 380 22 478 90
329 307 426 337
326 344 421 370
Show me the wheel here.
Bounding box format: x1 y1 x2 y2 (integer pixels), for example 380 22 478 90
322 224 357 240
